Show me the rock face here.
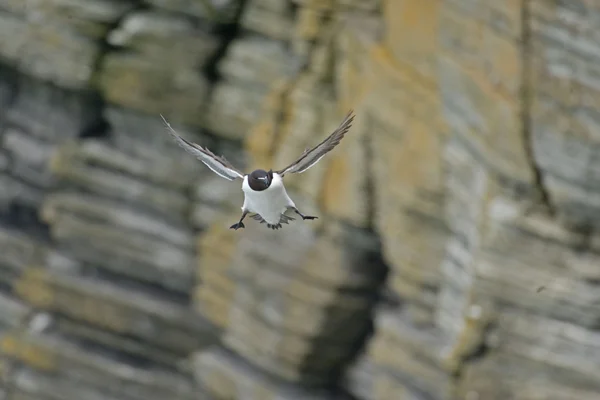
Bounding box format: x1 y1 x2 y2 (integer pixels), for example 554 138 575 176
1 0 600 399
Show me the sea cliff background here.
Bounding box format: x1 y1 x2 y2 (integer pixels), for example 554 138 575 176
0 1 599 399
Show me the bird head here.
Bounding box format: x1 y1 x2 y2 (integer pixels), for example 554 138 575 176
248 169 273 191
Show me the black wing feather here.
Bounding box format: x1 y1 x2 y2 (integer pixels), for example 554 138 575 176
160 115 245 181
275 110 355 177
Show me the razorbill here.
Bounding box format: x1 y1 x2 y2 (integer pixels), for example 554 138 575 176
160 110 355 230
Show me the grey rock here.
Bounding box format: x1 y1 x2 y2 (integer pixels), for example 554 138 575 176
54 317 186 369
192 172 243 207
204 81 266 140
529 0 600 229
47 212 195 293
222 302 369 385
197 213 385 385
190 202 234 230
50 142 190 221
532 131 600 190
0 150 9 172
145 0 241 23
3 126 57 188
0 224 79 284
0 10 99 89
533 131 600 228
461 352 600 400
26 312 54 334
0 0 134 28
343 355 375 400
16 269 219 356
455 197 600 328
58 139 194 191
103 106 204 177
108 10 220 64
229 277 374 340
240 0 295 41
218 36 297 89
4 332 196 400
0 174 45 211
43 191 195 251
9 155 57 190
231 219 386 291
362 309 455 400
37 0 136 39
11 366 124 400
0 66 16 111
194 347 353 400
8 0 600 399
334 0 381 11
98 52 210 128
44 249 83 276
5 77 102 142
438 57 533 186
491 308 600 383
0 291 30 330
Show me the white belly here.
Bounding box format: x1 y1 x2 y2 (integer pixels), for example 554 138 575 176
242 173 295 225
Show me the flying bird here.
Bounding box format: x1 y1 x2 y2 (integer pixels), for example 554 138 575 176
160 110 355 230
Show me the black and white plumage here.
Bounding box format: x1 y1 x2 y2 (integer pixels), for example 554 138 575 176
160 110 355 230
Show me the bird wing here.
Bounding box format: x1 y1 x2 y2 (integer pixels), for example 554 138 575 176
160 115 245 181
275 110 355 177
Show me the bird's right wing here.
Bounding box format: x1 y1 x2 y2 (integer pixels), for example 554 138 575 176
160 115 245 181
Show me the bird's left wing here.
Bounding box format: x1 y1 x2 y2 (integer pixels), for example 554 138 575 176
275 110 355 177
160 115 245 181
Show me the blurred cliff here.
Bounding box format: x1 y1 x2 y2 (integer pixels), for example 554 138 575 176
0 0 599 399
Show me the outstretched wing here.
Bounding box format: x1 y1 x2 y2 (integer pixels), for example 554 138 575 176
160 115 245 181
275 110 355 177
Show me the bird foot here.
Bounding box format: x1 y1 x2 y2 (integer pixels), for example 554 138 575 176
291 208 318 221
230 221 245 230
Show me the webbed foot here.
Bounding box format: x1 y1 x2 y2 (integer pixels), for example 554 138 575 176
230 221 245 230
292 208 318 221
